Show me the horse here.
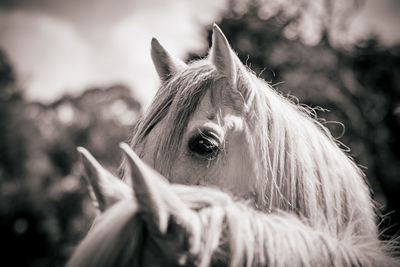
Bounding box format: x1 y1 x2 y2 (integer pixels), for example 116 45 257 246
68 144 397 266
111 23 398 259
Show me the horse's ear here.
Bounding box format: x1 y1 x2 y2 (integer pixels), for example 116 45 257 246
151 38 187 82
77 147 132 212
120 143 190 235
210 24 237 86
210 24 255 109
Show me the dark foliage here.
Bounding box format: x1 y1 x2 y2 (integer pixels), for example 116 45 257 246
0 49 141 266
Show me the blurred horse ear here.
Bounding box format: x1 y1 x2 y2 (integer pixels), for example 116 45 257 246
120 143 190 235
77 147 132 212
151 38 187 82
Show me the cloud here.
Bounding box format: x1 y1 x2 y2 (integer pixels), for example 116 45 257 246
0 0 228 106
2 0 398 107
0 11 94 102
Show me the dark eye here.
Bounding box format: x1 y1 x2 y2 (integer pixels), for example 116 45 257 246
188 134 220 159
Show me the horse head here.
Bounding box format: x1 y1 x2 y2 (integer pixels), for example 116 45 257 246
129 25 264 202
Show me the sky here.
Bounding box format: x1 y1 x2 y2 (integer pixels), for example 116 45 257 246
0 0 399 107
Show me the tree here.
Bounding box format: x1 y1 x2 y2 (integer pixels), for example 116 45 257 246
0 48 142 266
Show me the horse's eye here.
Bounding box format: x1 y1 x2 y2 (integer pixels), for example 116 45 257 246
188 134 220 159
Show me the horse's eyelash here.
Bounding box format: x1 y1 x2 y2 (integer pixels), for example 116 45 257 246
198 130 223 146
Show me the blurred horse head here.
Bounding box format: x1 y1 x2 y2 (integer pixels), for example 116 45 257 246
68 144 397 267
122 24 377 237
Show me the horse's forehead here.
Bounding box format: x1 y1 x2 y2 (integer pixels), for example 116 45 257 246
193 90 216 119
187 89 245 132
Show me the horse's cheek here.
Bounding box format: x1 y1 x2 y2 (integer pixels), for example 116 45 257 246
168 156 202 185
230 151 255 196
205 141 255 197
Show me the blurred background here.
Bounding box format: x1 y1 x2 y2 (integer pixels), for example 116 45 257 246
0 0 399 266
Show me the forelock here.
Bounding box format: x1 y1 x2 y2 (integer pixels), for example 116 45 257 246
153 61 219 176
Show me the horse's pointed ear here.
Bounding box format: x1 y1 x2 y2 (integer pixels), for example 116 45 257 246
210 24 255 110
120 143 171 234
77 147 132 212
151 38 187 82
210 24 237 86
